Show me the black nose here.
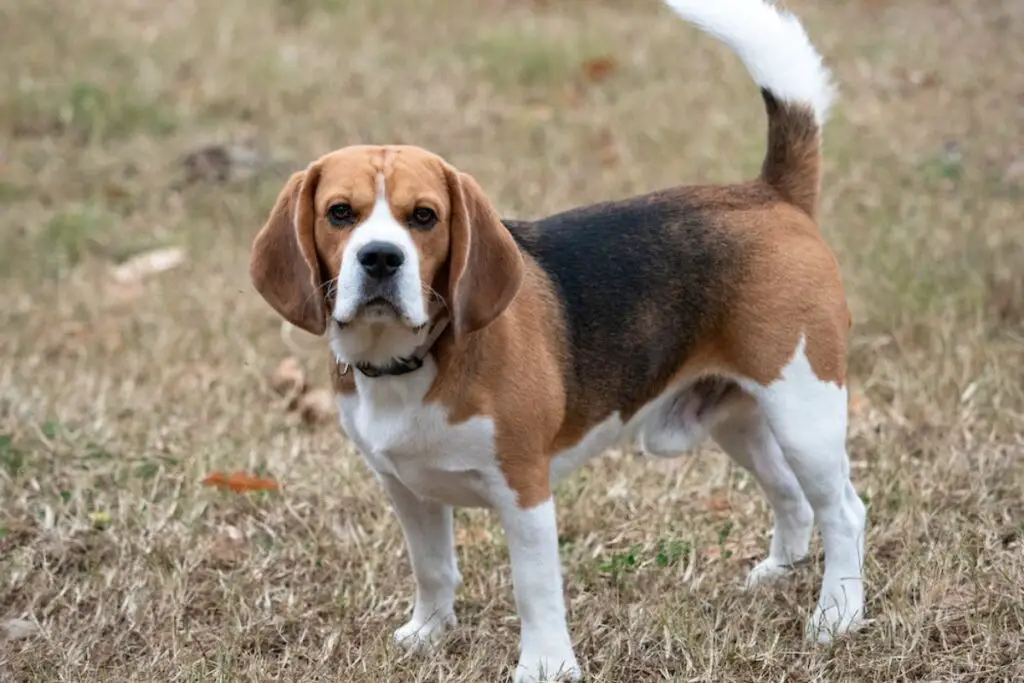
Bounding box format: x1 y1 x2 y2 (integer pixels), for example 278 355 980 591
357 241 405 279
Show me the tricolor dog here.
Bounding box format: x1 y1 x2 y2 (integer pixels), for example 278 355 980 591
249 0 867 680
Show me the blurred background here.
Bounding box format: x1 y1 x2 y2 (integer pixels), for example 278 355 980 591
1 0 1022 680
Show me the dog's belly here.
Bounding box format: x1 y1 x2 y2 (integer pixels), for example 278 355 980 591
550 377 741 480
337 395 502 508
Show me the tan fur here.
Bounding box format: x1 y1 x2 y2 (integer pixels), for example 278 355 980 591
706 184 849 387
250 167 326 335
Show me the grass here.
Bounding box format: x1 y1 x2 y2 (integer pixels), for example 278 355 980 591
2 0 1023 680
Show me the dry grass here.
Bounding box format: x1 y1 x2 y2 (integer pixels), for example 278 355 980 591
2 0 1023 680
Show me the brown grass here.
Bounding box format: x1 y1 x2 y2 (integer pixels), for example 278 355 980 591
2 0 1024 680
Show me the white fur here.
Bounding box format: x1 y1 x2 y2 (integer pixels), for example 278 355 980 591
337 362 507 509
737 337 866 642
501 500 581 683
378 472 461 652
711 402 814 587
332 175 429 365
662 0 835 126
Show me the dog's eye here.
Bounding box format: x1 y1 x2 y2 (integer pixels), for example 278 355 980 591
409 206 437 229
327 203 357 227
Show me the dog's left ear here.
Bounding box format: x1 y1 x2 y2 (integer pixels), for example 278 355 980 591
443 165 525 338
249 164 327 335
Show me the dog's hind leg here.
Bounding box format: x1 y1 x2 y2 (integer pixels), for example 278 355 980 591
711 401 814 588
746 338 867 644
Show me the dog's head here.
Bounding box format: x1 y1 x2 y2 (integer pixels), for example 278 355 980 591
249 145 524 365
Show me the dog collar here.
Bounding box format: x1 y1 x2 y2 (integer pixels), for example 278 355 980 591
338 315 450 379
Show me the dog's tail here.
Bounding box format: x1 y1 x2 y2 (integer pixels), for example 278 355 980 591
663 0 834 219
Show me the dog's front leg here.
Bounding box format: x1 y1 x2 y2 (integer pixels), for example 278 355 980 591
378 473 461 653
498 496 581 683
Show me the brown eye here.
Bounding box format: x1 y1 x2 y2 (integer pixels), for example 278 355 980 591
327 203 357 227
410 206 437 229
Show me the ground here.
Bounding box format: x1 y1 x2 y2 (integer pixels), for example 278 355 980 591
1 0 1023 680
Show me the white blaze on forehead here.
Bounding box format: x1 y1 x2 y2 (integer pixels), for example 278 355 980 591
346 171 412 258
331 166 429 349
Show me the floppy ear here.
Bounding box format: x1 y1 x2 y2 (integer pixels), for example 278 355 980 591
443 165 525 337
249 165 327 335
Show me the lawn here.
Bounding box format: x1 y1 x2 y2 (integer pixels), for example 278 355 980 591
1 0 1023 680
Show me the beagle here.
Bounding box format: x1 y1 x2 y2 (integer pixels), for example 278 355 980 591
249 0 866 680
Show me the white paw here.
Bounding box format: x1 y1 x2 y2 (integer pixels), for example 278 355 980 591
393 612 456 654
805 596 865 644
744 556 796 589
514 651 582 683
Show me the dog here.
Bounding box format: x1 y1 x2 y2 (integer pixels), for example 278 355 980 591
249 0 866 680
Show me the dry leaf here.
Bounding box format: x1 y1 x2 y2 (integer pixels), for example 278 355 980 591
202 471 281 493
110 247 187 284
298 388 336 425
271 357 306 396
581 56 618 82
0 618 39 643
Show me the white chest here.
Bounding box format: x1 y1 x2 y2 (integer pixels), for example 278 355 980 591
335 366 502 508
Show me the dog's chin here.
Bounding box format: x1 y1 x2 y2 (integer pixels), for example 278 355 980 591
334 298 427 332
330 298 430 367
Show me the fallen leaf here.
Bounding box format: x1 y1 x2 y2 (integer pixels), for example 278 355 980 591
271 357 306 396
202 471 281 493
298 388 336 425
110 247 187 284
0 618 39 643
581 56 618 82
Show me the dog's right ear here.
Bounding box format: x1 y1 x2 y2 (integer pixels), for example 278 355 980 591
249 165 327 335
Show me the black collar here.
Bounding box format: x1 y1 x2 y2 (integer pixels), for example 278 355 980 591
353 355 426 378
339 316 450 379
